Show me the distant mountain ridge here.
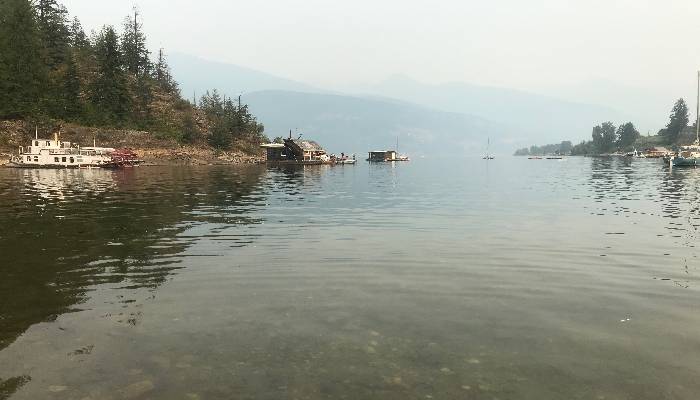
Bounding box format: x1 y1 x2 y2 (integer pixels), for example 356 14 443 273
364 75 627 145
169 53 630 154
244 90 501 155
169 53 319 97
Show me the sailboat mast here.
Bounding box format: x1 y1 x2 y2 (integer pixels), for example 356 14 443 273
695 71 700 145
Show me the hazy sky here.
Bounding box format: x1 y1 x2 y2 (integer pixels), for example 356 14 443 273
63 0 700 107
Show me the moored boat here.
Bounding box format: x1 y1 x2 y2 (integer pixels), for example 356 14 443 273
7 132 141 169
670 144 700 167
669 71 700 168
483 138 494 160
367 150 410 162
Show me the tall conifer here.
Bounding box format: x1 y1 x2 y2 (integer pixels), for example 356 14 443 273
0 0 46 118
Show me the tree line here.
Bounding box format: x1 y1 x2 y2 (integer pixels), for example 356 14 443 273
516 98 692 156
514 141 572 156
0 0 265 149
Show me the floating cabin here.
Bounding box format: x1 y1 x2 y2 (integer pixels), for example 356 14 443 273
367 150 409 162
260 137 330 164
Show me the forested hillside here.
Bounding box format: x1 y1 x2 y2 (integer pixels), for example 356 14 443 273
0 0 266 153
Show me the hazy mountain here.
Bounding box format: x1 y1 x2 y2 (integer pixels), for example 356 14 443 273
169 53 318 99
244 90 503 156
364 75 628 145
169 54 630 153
539 78 680 135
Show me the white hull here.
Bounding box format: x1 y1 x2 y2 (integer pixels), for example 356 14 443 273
11 137 114 168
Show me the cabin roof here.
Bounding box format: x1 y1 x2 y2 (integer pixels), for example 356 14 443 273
290 139 324 152
260 143 285 148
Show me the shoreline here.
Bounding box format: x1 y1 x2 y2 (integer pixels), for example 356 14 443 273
1 120 265 167
0 146 264 167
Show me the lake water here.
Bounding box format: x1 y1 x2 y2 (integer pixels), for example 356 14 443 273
1 157 699 399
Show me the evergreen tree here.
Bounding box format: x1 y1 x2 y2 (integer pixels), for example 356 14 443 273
591 122 616 153
35 0 70 68
132 74 154 129
62 53 82 119
154 48 178 94
180 112 198 144
90 25 130 124
0 0 46 118
0 1 264 152
616 122 640 149
601 122 617 152
68 17 89 49
121 8 150 75
665 98 689 144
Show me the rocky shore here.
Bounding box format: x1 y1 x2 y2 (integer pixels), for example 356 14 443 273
0 120 265 166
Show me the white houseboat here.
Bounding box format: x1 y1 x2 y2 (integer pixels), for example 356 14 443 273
10 133 113 168
8 133 139 168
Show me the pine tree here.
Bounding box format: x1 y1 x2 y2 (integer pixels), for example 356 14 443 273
664 98 689 144
35 0 70 68
121 8 150 75
132 74 154 129
62 52 82 119
68 17 89 49
0 0 47 118
616 122 640 149
90 25 130 124
154 48 178 94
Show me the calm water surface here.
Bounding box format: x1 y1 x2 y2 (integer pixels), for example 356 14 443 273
1 157 699 399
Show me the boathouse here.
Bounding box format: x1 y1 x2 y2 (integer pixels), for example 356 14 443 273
367 150 397 162
260 143 286 161
260 136 329 163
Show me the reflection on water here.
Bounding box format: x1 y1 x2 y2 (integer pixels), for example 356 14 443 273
0 166 267 398
1 159 700 399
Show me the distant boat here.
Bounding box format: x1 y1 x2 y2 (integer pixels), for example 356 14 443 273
367 150 409 162
483 138 495 160
367 136 409 162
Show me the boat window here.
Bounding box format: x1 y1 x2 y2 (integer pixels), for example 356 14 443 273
27 156 31 161
54 157 59 162
46 141 50 146
70 157 74 163
33 156 38 161
34 141 39 146
62 157 66 162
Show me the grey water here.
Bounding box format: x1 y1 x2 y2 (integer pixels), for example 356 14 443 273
1 157 699 399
